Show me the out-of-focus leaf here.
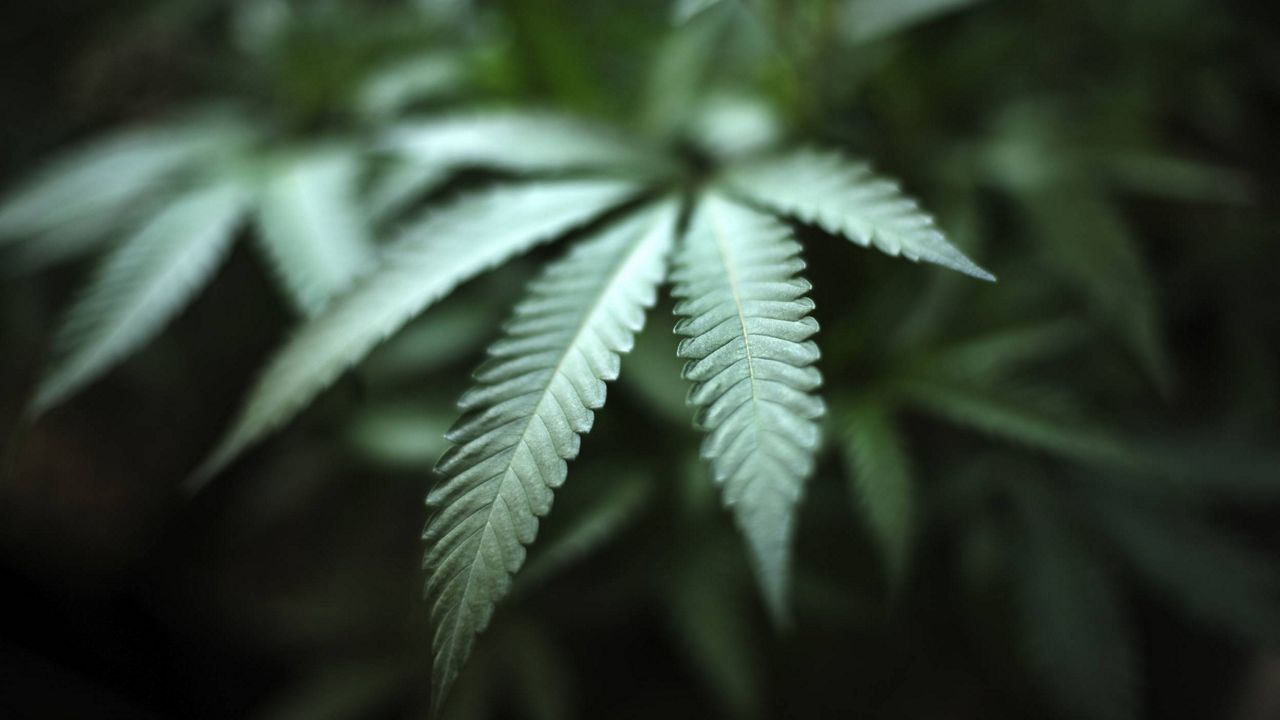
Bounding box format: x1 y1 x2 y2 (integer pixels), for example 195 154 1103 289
1022 190 1171 393
359 53 466 119
1103 152 1255 205
897 379 1151 473
841 398 916 585
256 147 376 316
233 0 291 55
1087 493 1280 643
0 118 246 268
842 0 986 45
34 181 248 413
1012 480 1140 720
909 319 1089 384
385 111 668 177
194 179 639 486
688 93 782 159
643 0 740 136
664 538 766 720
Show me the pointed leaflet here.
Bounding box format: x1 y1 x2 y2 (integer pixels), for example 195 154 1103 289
256 148 376 316
423 201 678 714
384 111 666 177
672 194 825 622
0 118 244 264
842 399 916 584
33 182 247 413
895 379 1152 472
723 149 994 280
1022 190 1170 392
195 179 639 486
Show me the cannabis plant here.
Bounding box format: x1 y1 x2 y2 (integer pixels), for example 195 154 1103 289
6 1 1277 719
133 102 985 708
0 1 472 414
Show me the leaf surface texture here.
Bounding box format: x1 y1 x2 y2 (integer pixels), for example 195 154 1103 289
672 194 825 621
422 200 678 712
724 149 994 280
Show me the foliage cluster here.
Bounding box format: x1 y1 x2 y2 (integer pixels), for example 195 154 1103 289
1 1 1277 719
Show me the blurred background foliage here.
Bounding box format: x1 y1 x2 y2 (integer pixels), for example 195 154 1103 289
1 0 1279 718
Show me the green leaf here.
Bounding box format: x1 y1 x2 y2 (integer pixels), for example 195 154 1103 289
723 149 995 280
841 399 916 584
256 148 377 316
664 537 766 720
194 179 639 487
33 181 247 414
909 319 1089 384
384 111 666 177
672 193 825 622
1012 480 1139 720
358 52 465 119
1088 495 1280 643
1022 190 1170 392
842 0 986 44
422 200 678 715
0 118 244 267
643 0 756 137
897 379 1149 472
688 93 782 160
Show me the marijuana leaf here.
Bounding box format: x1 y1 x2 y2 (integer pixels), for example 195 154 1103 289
196 179 640 486
1087 493 1280 643
673 193 825 622
0 118 243 269
896 379 1148 472
384 111 665 177
842 398 916 584
256 148 376 316
33 182 248 414
422 200 677 712
724 149 995 280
